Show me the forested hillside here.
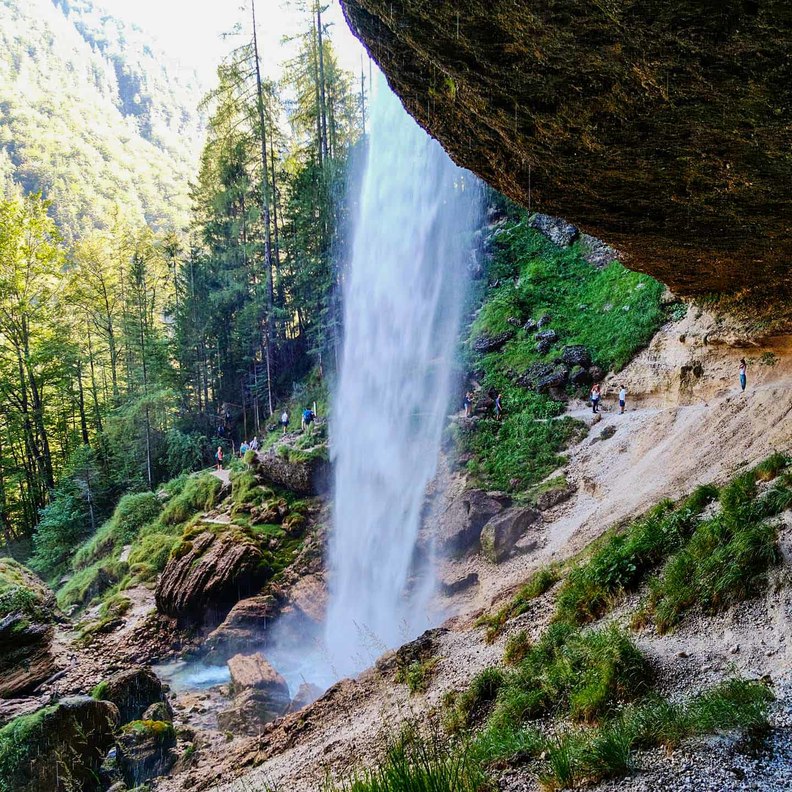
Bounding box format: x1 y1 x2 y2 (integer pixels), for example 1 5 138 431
0 0 364 586
0 0 204 235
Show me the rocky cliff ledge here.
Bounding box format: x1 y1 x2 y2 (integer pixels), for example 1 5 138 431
341 0 791 311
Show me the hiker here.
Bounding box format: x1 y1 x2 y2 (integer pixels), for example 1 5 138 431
239 439 249 456
590 383 601 414
618 384 627 415
280 410 290 434
302 407 314 433
494 392 503 421
739 358 747 392
250 436 259 451
215 446 224 470
463 390 473 418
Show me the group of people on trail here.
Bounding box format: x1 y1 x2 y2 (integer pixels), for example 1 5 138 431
239 437 260 456
463 390 503 420
589 383 627 414
278 407 316 434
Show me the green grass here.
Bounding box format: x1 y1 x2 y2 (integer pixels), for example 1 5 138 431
395 657 441 695
644 461 788 633
462 213 667 493
160 473 221 525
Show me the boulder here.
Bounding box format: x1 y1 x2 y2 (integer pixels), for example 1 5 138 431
516 362 554 389
536 365 569 393
589 365 605 383
205 594 278 658
535 484 577 511
0 696 118 792
472 330 515 354
529 213 579 247
0 558 58 698
288 682 324 714
255 449 330 496
217 688 282 735
227 652 290 715
480 507 543 563
436 489 510 556
561 345 592 368
285 573 327 623
537 314 552 328
522 318 538 332
115 720 176 786
142 701 173 723
94 667 169 726
569 365 592 386
155 530 269 624
535 329 559 354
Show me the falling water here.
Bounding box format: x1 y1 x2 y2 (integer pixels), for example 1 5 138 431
324 80 480 678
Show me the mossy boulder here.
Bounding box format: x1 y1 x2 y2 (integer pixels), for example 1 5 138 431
254 446 330 496
0 696 118 792
92 667 168 725
0 557 58 698
115 719 176 787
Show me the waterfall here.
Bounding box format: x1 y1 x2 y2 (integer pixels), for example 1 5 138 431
324 79 481 679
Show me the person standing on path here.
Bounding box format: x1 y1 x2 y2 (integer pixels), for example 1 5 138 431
590 383 601 414
280 410 289 434
494 392 503 421
618 385 627 415
739 358 747 392
463 391 473 418
302 407 315 433
215 446 224 471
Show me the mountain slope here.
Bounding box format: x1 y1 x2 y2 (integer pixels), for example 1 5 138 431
0 0 204 235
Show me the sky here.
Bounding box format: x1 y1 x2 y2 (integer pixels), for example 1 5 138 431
99 0 369 85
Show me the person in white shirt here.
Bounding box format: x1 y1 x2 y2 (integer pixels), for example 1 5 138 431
618 385 627 415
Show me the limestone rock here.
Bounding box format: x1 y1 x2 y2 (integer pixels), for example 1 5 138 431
341 0 792 315
115 719 176 786
142 701 173 723
254 448 330 495
569 365 592 387
535 365 569 393
205 595 278 658
155 530 269 624
94 667 169 726
529 213 578 247
579 233 620 269
217 688 282 735
535 329 558 355
227 652 290 715
0 558 58 698
0 696 118 792
436 489 509 556
480 507 543 563
440 572 479 596
535 484 577 511
285 573 327 623
517 362 554 389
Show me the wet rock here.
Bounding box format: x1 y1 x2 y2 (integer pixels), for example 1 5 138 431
288 682 324 714
142 701 173 723
115 720 176 786
436 489 510 556
472 330 515 354
204 595 278 659
0 696 118 792
254 447 330 496
480 507 543 563
94 667 169 726
0 558 59 698
561 344 592 368
216 688 283 735
536 365 569 393
440 572 479 596
155 530 270 624
285 573 327 624
569 365 592 386
227 652 291 715
529 214 578 247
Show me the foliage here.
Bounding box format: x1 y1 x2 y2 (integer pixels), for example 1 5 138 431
395 657 441 695
160 474 221 526
0 704 58 792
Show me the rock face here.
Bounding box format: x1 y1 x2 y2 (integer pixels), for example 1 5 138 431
155 530 269 624
0 558 58 698
205 594 278 658
95 667 169 725
255 449 330 496
480 507 543 563
0 696 118 792
288 682 323 714
436 489 510 555
340 0 792 313
115 719 176 786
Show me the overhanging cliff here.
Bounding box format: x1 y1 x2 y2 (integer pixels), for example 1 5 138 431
341 0 791 307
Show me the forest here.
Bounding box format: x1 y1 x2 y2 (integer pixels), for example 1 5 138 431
0 0 365 581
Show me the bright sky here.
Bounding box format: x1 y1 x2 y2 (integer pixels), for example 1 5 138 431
99 0 368 86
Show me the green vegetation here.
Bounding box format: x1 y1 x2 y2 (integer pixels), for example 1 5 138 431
0 704 57 791
0 558 52 626
395 657 441 695
120 719 176 741
462 210 667 492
